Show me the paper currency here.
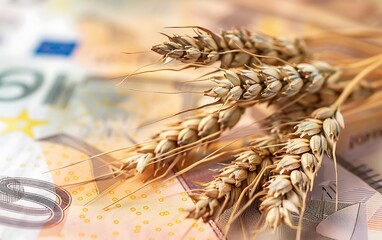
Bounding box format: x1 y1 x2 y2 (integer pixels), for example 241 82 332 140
1 0 381 239
0 57 218 240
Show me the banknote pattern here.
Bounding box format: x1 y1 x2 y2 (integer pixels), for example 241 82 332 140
0 177 71 228
0 59 217 239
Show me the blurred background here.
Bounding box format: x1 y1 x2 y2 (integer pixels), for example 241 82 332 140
1 0 381 77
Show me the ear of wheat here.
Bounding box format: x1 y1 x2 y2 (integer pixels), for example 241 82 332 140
258 107 343 232
152 27 308 68
121 106 245 176
205 61 339 103
187 136 279 222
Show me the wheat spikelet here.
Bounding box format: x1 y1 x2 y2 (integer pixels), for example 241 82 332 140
257 106 344 233
152 27 308 68
205 61 339 104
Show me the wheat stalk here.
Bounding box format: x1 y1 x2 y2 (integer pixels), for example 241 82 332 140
152 27 308 68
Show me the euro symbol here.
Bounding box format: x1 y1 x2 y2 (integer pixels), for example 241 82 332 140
0 177 71 228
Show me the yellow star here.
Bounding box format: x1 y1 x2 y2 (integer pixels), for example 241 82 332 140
0 110 47 138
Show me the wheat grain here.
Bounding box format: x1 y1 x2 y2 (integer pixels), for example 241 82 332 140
152 27 308 68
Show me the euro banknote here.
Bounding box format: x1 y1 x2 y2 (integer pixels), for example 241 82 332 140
1 0 382 240
0 57 220 240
